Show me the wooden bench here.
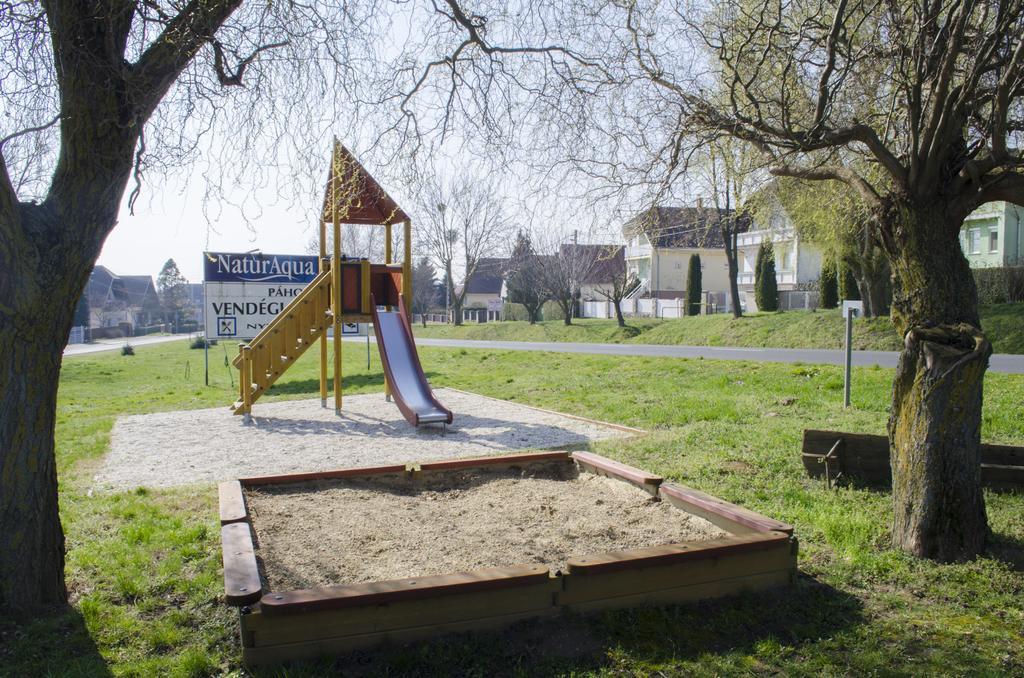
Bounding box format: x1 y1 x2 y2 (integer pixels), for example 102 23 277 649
801 429 1024 489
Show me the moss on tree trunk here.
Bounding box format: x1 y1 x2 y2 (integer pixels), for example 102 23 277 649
886 203 990 561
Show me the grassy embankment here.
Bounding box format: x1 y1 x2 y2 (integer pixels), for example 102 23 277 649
2 338 1023 676
413 302 1024 353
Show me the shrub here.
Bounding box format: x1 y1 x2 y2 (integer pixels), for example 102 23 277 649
541 300 565 321
189 337 217 349
501 302 530 321
755 242 779 312
974 266 1024 304
839 263 860 301
121 344 135 356
686 253 702 316
820 260 839 309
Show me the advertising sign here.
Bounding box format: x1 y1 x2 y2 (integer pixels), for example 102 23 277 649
203 251 319 340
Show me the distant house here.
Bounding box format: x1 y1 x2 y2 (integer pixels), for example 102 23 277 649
459 258 508 309
737 198 822 294
960 201 1024 267
85 266 161 331
561 244 626 301
622 205 749 301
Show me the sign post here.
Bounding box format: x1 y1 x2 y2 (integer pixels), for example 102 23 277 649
842 300 863 408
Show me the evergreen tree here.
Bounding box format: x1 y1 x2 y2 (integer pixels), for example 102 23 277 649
820 259 839 309
755 242 779 312
839 262 861 301
686 253 702 316
156 259 189 330
411 257 439 327
73 292 90 328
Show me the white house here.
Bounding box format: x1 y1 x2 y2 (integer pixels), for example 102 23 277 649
622 205 749 306
959 201 1024 268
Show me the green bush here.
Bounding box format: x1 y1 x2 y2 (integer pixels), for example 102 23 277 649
501 302 530 321
189 337 217 349
974 266 1024 304
541 300 566 321
121 344 135 356
820 260 839 309
755 242 779 312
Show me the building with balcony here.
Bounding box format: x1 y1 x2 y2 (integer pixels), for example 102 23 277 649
621 205 750 305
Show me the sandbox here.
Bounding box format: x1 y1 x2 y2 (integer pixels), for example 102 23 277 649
220 451 797 665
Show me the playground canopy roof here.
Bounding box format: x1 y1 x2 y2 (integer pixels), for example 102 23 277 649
321 140 409 226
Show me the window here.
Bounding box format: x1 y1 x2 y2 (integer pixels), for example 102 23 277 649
969 228 982 254
989 230 999 253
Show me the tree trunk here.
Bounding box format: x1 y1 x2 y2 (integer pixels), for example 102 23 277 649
722 225 743 318
885 203 990 562
614 299 625 327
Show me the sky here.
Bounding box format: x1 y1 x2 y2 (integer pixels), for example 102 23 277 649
99 173 320 283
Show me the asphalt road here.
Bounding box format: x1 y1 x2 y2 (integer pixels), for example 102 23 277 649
403 337 1024 374
64 333 195 356
66 332 1024 374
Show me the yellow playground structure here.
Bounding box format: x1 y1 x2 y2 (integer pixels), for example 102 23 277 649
231 140 452 428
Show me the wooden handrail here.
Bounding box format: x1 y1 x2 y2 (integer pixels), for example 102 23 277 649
232 266 332 369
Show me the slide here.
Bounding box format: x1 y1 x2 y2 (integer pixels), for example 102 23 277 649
371 295 453 427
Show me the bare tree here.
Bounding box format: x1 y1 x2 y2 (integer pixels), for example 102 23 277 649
612 0 1024 561
0 0 575 614
416 171 511 325
593 246 639 327
539 239 599 325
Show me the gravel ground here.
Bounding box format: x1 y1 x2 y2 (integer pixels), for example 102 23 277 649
246 463 727 590
95 389 633 490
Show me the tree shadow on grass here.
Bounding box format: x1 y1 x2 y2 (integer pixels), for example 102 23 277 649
988 530 1024 572
251 573 863 677
0 604 112 676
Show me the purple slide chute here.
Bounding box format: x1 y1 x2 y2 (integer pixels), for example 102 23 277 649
371 295 453 427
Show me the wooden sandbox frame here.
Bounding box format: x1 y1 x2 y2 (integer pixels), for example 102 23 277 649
219 451 798 666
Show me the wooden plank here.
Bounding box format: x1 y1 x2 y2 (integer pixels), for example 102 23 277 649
566 531 792 575
259 565 551 615
218 481 248 525
222 522 263 606
981 443 1024 467
659 483 794 535
572 451 662 494
562 569 793 614
417 451 572 473
801 429 1024 488
802 429 888 457
242 607 559 666
238 463 410 487
243 576 559 646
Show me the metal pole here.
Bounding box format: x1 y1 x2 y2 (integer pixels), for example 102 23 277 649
844 307 853 408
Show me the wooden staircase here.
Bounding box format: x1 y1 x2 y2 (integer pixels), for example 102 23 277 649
231 267 333 415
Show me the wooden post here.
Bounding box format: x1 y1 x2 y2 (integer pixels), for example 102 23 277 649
319 216 328 407
333 215 342 414
403 219 412 312
241 345 253 423
385 223 393 266
360 259 371 315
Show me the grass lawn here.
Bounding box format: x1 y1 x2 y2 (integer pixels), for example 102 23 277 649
412 302 1024 354
2 338 1023 676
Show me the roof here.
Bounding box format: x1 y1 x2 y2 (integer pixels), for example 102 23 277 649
321 140 409 225
464 258 508 295
86 266 128 308
119 275 160 309
624 206 750 249
558 244 625 284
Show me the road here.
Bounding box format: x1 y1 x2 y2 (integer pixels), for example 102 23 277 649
64 333 196 356
66 332 1024 374
399 337 1024 374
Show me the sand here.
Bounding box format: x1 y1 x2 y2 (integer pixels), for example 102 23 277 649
245 463 728 591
